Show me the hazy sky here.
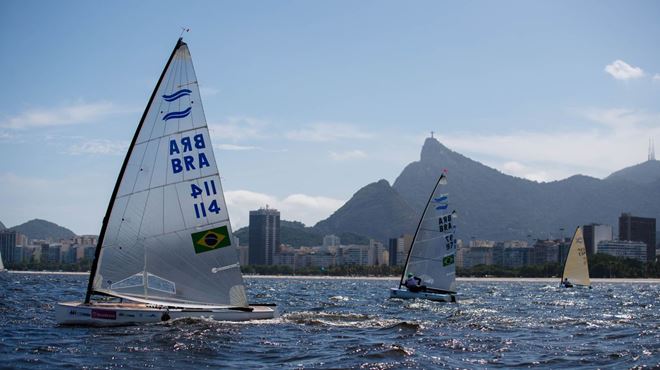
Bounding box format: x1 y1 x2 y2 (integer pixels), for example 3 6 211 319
1 1 659 234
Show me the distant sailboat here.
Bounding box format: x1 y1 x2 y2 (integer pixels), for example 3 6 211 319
390 172 457 302
0 250 5 271
56 38 277 325
560 226 591 289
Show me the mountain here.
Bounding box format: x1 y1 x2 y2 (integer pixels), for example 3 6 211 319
0 221 5 231
605 160 660 185
314 179 418 242
9 219 76 241
234 220 370 248
316 137 660 242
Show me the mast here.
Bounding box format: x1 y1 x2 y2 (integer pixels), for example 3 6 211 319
397 172 447 289
85 38 185 303
560 226 578 282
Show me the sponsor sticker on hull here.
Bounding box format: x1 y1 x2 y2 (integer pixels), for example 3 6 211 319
91 309 117 320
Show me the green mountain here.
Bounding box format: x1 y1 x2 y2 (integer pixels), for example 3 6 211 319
605 159 660 185
9 219 76 241
315 137 660 242
314 179 418 242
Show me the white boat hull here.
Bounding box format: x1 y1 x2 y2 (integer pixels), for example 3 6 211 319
56 301 277 326
389 288 456 302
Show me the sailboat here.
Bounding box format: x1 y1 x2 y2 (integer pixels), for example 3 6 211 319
560 226 591 289
390 172 457 302
56 38 277 325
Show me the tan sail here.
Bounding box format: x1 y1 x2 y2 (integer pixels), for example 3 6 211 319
561 226 590 287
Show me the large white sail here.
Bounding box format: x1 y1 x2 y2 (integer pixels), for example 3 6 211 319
400 172 456 293
562 227 590 287
87 39 247 307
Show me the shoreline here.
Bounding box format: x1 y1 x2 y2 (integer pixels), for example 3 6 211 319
6 271 659 283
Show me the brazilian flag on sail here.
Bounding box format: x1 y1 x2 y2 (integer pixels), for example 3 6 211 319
442 254 455 266
191 226 231 254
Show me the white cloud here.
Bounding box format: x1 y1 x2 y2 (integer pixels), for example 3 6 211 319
329 149 367 161
438 107 660 181
67 139 129 155
1 101 134 130
225 190 345 229
199 86 219 97
604 60 644 80
208 116 267 142
286 122 373 142
581 107 654 128
653 74 660 82
501 161 552 182
216 143 258 151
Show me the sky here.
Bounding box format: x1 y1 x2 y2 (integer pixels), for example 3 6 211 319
1 1 659 234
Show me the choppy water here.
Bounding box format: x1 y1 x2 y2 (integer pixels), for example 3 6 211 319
0 273 658 369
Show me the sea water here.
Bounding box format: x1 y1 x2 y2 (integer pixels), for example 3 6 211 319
0 273 658 368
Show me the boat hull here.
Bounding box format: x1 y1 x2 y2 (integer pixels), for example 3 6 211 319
56 301 277 326
560 284 592 289
389 288 456 302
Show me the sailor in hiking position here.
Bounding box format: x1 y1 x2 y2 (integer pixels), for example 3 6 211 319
561 277 573 288
404 273 427 292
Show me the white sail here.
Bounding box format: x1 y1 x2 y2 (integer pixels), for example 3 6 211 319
401 172 456 293
0 250 4 271
562 226 590 287
89 39 247 307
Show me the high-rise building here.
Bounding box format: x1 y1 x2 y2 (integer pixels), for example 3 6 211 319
387 234 413 266
597 240 647 262
0 230 18 266
248 207 280 265
533 239 561 265
619 213 656 262
388 238 398 266
323 235 340 248
583 224 613 256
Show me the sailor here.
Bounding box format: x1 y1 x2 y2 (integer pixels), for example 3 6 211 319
561 277 573 288
404 273 427 292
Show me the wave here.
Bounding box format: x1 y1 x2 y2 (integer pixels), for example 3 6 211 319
162 89 192 102
162 107 192 121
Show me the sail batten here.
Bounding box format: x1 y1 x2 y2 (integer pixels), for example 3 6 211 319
86 39 247 307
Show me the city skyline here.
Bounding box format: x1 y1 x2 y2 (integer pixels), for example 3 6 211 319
1 1 660 234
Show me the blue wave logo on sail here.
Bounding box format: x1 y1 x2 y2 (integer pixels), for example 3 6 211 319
162 107 192 121
433 194 448 210
162 89 192 102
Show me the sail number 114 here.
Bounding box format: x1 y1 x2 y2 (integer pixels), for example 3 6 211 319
190 180 221 219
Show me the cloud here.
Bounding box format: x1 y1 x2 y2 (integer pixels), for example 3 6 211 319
438 107 660 181
1 101 134 130
208 116 267 142
653 74 660 82
501 161 552 182
67 139 129 155
225 190 345 229
581 107 653 128
286 122 373 142
329 149 367 161
604 60 644 80
216 143 258 151
199 86 219 97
